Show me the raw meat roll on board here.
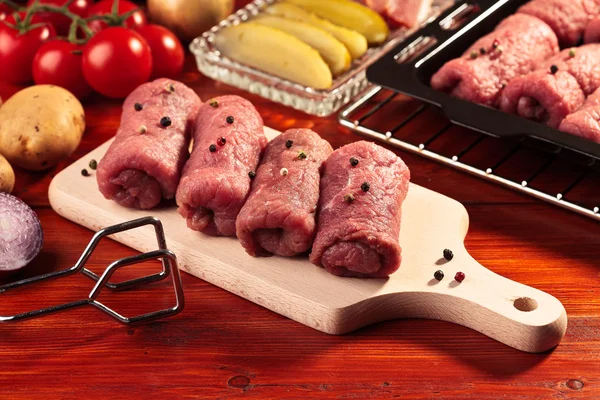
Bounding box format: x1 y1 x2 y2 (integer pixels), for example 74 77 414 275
500 44 600 128
584 16 600 43
309 141 410 278
559 88 600 143
96 79 201 209
236 129 333 257
518 0 600 46
176 95 268 236
430 14 559 107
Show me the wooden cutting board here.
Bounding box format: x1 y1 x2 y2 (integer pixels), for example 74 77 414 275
48 127 567 353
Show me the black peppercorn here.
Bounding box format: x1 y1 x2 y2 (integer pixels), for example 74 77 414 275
134 103 143 111
443 248 454 261
361 182 370 192
434 270 444 281
298 151 307 160
350 157 359 166
209 144 217 152
248 171 256 179
89 159 97 170
550 65 558 74
81 169 89 177
479 47 486 55
285 139 293 148
226 116 234 124
160 116 172 127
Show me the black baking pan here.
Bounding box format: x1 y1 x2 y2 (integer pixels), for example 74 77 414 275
366 0 600 161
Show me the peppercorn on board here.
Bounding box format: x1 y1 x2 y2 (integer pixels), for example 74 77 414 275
48 127 567 353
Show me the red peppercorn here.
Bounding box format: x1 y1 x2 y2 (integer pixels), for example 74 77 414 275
492 39 499 49
217 137 226 146
454 272 465 283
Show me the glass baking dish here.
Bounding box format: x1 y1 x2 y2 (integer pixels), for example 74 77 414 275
190 0 454 116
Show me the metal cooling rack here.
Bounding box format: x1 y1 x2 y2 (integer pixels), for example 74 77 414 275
339 86 600 222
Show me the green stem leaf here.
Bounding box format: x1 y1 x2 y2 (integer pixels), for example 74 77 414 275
111 0 119 16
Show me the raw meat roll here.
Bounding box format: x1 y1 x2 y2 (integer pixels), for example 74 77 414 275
363 0 432 28
430 14 559 107
176 95 268 236
386 0 432 28
584 16 600 43
500 44 600 128
97 79 201 209
518 0 600 46
236 129 333 257
559 88 600 143
310 141 410 278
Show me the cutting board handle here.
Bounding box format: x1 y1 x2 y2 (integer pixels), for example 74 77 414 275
342 246 567 353
435 250 568 353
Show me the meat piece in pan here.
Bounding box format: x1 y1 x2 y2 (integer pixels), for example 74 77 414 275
361 0 431 28
518 0 600 46
430 14 559 107
386 0 432 28
176 95 268 237
584 15 600 43
310 141 410 278
236 129 333 257
500 44 600 128
96 79 201 209
559 88 600 143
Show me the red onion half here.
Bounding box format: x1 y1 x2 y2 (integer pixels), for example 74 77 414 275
0 193 43 273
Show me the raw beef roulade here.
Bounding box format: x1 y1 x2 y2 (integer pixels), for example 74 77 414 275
176 95 268 237
500 44 600 128
96 79 201 209
518 0 600 46
309 141 410 278
363 0 432 28
236 129 333 257
584 16 600 43
559 88 600 143
430 14 559 107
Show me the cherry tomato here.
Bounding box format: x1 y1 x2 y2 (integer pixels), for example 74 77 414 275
0 13 56 83
26 0 92 36
0 4 13 21
136 24 184 79
87 0 147 34
82 27 152 98
33 40 92 99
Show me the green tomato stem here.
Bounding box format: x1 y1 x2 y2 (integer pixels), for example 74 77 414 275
111 0 119 16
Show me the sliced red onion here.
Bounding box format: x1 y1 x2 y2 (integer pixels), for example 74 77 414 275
0 193 43 272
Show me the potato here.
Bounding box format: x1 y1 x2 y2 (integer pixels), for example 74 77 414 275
0 85 85 171
0 153 15 193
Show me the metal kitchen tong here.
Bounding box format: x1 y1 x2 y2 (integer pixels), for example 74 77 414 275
0 217 184 324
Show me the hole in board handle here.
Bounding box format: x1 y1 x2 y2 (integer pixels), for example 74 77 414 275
394 36 437 64
513 297 538 312
439 3 480 31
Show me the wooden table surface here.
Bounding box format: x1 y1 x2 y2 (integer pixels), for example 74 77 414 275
1 41 600 400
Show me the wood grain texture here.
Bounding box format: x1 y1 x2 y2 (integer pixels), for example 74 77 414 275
48 128 567 353
1 3 599 396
